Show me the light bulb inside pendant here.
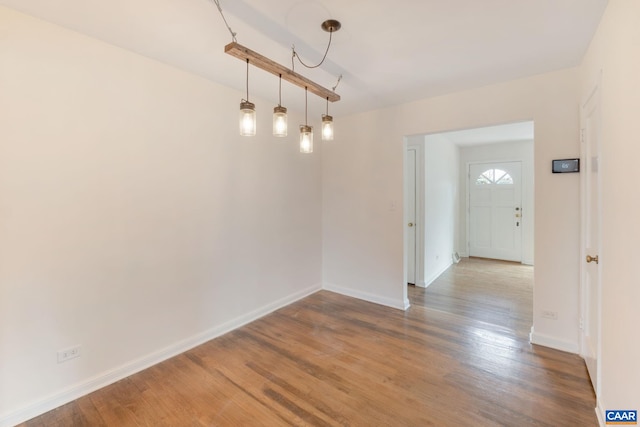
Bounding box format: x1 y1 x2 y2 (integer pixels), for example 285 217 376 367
299 87 313 153
273 106 287 137
321 96 334 141
321 114 334 141
239 100 256 136
300 125 313 153
273 75 287 137
239 58 256 136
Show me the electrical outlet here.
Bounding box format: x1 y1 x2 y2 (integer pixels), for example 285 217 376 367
541 310 558 320
57 345 81 363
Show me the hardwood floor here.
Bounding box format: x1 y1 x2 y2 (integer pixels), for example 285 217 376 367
409 257 534 338
20 258 596 426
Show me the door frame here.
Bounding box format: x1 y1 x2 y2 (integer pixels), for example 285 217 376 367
465 159 525 261
404 140 425 288
579 74 602 397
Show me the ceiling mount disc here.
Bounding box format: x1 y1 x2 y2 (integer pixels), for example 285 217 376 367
321 19 341 32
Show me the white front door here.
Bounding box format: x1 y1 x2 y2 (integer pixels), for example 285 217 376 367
469 161 522 262
581 83 601 395
406 148 417 284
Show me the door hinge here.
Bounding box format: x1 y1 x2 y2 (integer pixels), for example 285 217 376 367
579 317 584 330
580 128 585 143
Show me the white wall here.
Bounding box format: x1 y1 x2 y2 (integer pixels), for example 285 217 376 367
580 0 640 420
459 140 534 264
321 111 407 309
323 67 581 350
0 7 322 425
423 135 459 285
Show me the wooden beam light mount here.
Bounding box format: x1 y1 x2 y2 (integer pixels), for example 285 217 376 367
224 42 340 102
224 42 340 103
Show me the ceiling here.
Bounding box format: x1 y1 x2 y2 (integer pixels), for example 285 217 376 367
0 0 608 116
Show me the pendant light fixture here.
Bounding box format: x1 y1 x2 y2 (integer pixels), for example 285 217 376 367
321 96 334 141
239 58 256 136
300 87 313 153
273 74 287 137
225 19 342 103
214 0 342 143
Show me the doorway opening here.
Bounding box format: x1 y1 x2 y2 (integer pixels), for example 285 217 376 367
404 121 534 334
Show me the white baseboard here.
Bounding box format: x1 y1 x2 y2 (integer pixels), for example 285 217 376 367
522 258 534 266
0 284 322 427
529 327 579 354
424 261 453 288
322 282 408 311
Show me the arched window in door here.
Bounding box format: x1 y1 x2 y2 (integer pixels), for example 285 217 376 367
475 168 513 185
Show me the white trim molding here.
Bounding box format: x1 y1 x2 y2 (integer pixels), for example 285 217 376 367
595 399 606 427
0 284 322 427
323 282 409 311
529 327 579 354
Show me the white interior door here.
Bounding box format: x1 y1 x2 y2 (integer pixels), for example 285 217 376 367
469 161 522 262
581 83 601 395
406 148 417 284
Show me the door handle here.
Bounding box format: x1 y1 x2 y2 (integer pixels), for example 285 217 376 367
586 255 599 264
408 223 414 227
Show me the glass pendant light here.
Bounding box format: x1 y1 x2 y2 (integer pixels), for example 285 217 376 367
273 74 288 137
300 125 313 153
240 101 256 136
321 96 334 141
299 87 313 153
239 58 256 136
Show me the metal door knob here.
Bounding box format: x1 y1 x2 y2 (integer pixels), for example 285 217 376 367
586 255 599 264
408 223 414 227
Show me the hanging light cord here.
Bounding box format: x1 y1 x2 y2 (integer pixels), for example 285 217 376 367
332 74 342 92
210 0 237 42
292 28 334 70
305 87 308 125
211 2 343 99
291 47 296 71
278 74 282 106
244 58 249 101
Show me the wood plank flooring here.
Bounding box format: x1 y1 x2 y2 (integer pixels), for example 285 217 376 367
20 258 596 426
409 257 534 338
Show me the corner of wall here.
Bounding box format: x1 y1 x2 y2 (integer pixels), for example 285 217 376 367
322 283 408 311
529 327 579 354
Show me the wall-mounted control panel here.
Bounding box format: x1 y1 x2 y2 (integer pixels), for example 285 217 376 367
552 159 580 173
